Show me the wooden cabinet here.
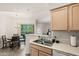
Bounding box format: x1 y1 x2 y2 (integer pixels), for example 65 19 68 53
51 3 79 31
51 7 68 30
30 48 38 56
39 51 50 56
69 4 79 30
30 43 53 56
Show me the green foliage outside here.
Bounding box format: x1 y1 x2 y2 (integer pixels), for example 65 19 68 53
21 24 34 35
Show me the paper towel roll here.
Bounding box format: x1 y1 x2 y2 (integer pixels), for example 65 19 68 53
70 35 77 47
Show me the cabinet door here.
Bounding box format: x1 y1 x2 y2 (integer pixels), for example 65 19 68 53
39 51 50 56
30 48 38 56
38 45 52 54
69 4 79 30
51 7 68 30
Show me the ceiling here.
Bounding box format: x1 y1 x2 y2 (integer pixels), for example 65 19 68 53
0 3 69 12
0 3 69 23
0 3 49 13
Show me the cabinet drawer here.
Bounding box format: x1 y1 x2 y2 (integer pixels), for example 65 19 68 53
38 46 52 54
39 51 51 56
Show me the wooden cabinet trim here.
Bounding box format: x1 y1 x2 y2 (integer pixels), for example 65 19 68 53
50 3 77 11
51 7 67 13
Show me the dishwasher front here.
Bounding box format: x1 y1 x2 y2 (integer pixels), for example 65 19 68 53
53 49 76 56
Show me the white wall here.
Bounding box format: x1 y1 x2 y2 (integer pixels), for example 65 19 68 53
0 12 36 38
42 23 50 34
36 23 42 35
36 22 50 35
0 15 7 36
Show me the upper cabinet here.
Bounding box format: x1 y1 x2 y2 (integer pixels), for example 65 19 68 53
51 7 68 30
69 4 79 30
51 3 79 31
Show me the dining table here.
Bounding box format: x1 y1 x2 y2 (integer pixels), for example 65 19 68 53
7 36 20 49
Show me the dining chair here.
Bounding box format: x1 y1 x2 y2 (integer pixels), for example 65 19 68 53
20 34 26 45
1 35 11 48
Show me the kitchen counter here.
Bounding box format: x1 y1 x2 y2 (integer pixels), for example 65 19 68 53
26 34 49 37
52 43 79 56
26 34 49 42
31 41 79 56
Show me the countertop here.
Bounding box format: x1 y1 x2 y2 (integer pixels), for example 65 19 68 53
26 34 49 37
31 41 79 56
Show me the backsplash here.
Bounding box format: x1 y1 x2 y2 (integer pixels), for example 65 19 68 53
52 31 79 46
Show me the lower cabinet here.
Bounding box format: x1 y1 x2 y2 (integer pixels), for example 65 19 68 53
39 51 50 56
30 48 38 56
30 43 53 56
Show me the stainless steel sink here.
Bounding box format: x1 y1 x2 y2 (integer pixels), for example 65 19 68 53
33 39 53 46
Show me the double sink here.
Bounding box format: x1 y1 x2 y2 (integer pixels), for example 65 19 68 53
33 39 53 47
